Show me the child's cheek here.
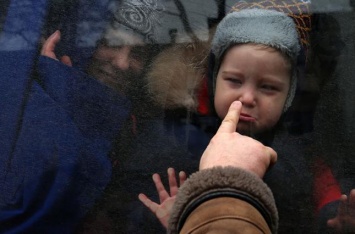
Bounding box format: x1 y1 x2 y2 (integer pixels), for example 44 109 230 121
213 97 226 120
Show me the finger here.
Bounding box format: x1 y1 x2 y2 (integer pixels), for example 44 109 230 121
138 193 158 214
338 194 348 216
152 173 170 203
41 30 61 59
348 189 355 217
327 218 341 231
216 101 242 134
179 171 187 186
266 146 278 166
168 168 178 196
61 55 73 67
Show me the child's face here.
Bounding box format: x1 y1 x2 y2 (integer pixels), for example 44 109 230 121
88 44 146 95
214 44 291 136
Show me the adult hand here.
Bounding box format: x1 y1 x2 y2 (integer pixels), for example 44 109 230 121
138 168 187 228
41 30 72 66
199 101 277 178
327 189 355 233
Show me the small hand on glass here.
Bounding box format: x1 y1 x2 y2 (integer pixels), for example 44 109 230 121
41 30 72 66
327 189 355 233
138 167 187 228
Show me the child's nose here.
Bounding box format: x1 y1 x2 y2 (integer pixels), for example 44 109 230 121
238 87 256 107
111 46 131 71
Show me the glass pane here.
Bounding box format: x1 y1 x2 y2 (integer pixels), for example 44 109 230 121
1 0 355 233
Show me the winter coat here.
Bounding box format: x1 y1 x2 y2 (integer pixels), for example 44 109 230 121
0 55 131 233
168 166 278 234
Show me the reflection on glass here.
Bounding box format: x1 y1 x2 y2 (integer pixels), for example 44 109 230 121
1 0 355 233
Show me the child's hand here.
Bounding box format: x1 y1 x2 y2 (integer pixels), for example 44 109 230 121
41 30 72 66
138 168 187 228
327 189 355 233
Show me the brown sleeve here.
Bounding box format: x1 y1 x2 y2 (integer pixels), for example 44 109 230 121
180 197 271 234
168 166 278 234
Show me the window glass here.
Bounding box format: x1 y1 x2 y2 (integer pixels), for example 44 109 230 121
0 0 355 233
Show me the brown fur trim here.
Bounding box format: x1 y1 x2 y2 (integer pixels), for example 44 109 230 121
168 166 278 233
145 41 210 111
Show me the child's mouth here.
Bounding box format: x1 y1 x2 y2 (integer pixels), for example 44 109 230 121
239 113 256 122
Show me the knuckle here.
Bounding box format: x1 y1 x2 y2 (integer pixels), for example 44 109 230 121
209 136 219 145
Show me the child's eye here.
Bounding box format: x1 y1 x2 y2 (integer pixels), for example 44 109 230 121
226 78 242 85
261 84 278 91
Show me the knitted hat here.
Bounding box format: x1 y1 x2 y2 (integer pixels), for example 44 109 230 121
104 0 165 46
230 0 312 57
211 1 311 112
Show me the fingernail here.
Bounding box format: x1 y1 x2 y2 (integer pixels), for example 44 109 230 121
231 101 241 108
152 174 158 181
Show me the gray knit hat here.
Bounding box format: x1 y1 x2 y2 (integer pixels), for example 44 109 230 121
104 0 165 46
211 8 301 112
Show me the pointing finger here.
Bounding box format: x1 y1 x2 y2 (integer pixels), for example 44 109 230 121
217 101 242 134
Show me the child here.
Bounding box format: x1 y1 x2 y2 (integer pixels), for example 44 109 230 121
140 4 302 228
139 2 355 233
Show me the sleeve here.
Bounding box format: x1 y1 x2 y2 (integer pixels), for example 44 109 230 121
0 56 131 233
312 158 342 233
168 166 278 234
37 55 131 140
313 158 342 213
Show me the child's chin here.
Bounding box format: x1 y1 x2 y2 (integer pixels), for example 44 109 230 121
236 124 256 138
